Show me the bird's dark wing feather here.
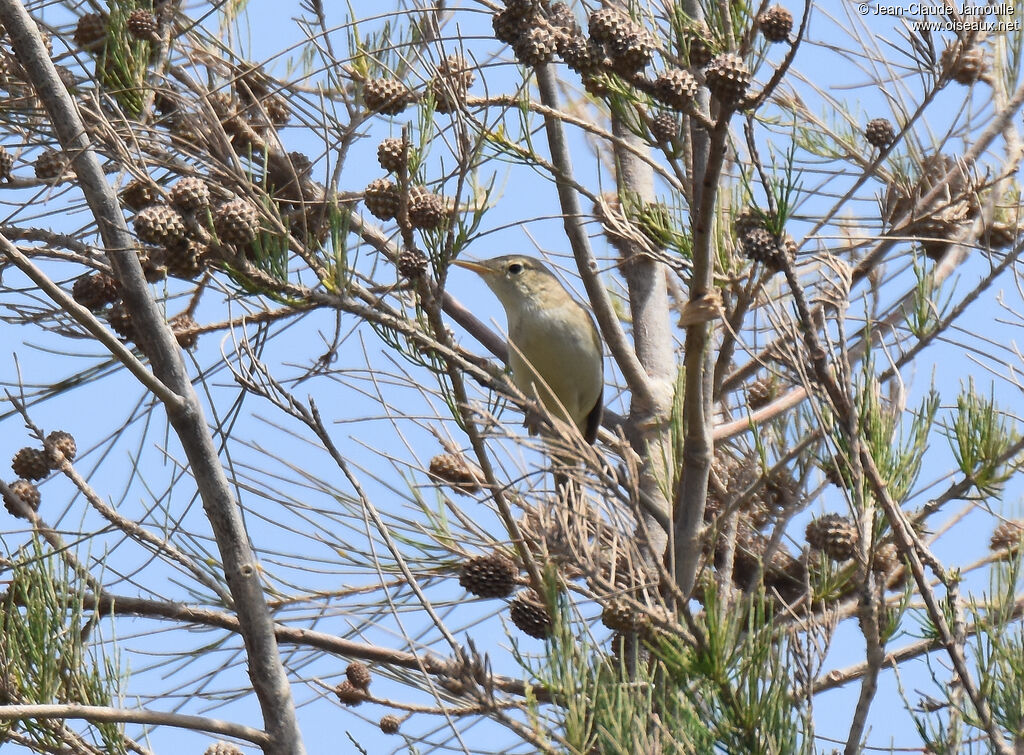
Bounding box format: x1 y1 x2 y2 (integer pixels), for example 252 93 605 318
583 394 603 444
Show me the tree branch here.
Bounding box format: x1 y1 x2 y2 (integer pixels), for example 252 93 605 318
0 4 305 751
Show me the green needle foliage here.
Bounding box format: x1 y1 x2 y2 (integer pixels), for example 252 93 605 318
0 540 123 753
946 381 1019 498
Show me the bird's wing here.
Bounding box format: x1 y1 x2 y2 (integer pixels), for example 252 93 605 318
583 393 603 444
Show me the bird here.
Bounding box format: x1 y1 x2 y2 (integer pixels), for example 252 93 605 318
452 255 604 445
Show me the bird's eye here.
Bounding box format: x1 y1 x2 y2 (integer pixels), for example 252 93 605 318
507 262 524 275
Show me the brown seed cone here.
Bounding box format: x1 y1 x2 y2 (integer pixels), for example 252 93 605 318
168 177 210 212
741 228 794 272
0 145 13 181
428 453 481 492
396 249 429 279
820 458 850 488
758 467 800 518
865 118 896 149
11 448 49 481
805 513 858 561
757 5 793 43
649 113 680 144
492 7 530 45
3 479 40 517
588 8 632 45
72 272 120 310
653 68 698 111
503 0 540 16
438 53 475 90
582 73 611 98
429 54 474 113
990 519 1024 553
704 53 751 110
379 714 401 734
917 210 967 261
733 206 766 238
509 591 552 639
363 78 412 115
262 94 291 126
558 33 602 76
204 743 243 755
941 43 988 85
377 138 407 173
44 430 76 464
127 9 159 42
746 376 777 409
34 149 69 181
334 680 367 706
407 186 446 230
164 238 206 279
600 599 645 633
107 302 136 342
871 542 900 573
168 313 199 349
607 27 656 74
73 12 107 51
121 179 159 211
512 26 558 67
135 205 187 245
459 552 517 598
683 27 714 66
345 661 372 689
549 2 579 35
214 199 261 246
364 178 400 221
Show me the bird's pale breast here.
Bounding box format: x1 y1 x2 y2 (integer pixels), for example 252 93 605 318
508 298 603 433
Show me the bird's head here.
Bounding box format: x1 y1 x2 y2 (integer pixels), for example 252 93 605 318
452 255 565 314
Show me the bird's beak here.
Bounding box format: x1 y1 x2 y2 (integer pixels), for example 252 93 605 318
451 259 494 276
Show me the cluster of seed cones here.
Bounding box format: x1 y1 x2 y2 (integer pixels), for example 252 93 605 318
491 1 795 144
69 171 267 348
74 9 162 50
363 137 450 235
57 5 337 353
362 54 474 117
699 446 915 607
866 112 1020 256
74 7 292 145
882 153 984 261
3 431 76 518
732 206 796 274
332 659 403 733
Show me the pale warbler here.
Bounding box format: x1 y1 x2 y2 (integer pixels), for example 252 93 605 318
453 255 603 444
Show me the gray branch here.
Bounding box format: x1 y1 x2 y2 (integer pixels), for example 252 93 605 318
0 3 304 752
